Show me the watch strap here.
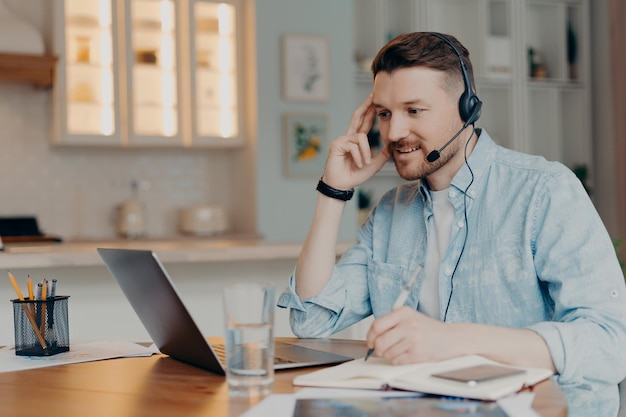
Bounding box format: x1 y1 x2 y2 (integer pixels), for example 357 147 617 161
316 177 354 201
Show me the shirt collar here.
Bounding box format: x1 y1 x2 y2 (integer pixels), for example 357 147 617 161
449 128 497 199
417 128 497 202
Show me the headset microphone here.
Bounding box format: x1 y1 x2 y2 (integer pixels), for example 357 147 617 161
426 101 482 163
426 124 466 163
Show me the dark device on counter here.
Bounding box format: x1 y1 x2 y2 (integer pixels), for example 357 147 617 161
97 247 353 375
0 217 63 245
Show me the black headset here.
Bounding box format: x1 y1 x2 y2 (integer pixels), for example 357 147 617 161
430 32 482 126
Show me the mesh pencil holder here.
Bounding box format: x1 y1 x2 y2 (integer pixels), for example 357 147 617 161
11 296 70 356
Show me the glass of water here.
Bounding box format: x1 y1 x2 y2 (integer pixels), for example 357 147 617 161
222 283 275 397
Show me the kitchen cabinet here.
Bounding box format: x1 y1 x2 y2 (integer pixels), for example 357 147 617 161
353 0 591 179
52 0 244 148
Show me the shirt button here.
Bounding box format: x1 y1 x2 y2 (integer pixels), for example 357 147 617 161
457 221 465 228
610 289 619 298
449 191 457 198
469 190 476 197
444 267 453 276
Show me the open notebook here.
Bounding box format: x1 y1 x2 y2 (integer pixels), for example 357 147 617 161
293 354 554 401
98 248 353 375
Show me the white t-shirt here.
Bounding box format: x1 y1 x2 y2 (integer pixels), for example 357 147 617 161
418 188 455 319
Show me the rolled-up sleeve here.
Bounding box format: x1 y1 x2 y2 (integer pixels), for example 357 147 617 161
277 268 349 338
277 216 379 338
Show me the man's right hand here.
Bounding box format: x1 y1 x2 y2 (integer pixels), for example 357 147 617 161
322 94 390 191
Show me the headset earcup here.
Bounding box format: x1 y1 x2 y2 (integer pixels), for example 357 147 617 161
459 92 482 125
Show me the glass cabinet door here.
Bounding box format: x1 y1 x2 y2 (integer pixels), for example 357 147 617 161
190 0 242 146
125 0 182 145
56 0 119 144
54 0 245 148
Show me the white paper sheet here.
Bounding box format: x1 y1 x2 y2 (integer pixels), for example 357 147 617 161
498 392 541 417
0 340 157 373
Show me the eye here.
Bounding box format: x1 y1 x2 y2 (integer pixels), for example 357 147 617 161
377 110 391 120
408 108 422 116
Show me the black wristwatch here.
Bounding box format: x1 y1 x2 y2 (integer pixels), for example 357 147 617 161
316 177 354 201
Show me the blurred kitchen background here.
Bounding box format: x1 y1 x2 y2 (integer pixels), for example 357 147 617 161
0 0 622 244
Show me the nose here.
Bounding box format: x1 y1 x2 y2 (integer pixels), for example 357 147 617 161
385 115 410 143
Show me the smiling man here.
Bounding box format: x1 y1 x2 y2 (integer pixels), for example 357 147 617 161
277 32 626 417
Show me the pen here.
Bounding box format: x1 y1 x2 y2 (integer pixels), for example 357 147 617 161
40 280 47 335
364 265 422 362
50 278 57 298
48 279 58 331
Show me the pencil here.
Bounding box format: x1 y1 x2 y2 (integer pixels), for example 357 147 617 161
8 271 24 300
7 272 47 350
41 279 47 301
26 276 34 301
26 276 35 316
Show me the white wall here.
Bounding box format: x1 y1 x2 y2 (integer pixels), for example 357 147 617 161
590 0 618 236
254 0 361 242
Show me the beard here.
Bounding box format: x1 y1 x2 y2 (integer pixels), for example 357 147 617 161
387 139 459 181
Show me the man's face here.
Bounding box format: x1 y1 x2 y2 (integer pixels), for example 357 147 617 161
372 67 464 182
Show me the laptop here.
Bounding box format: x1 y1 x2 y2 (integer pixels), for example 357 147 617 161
97 247 352 375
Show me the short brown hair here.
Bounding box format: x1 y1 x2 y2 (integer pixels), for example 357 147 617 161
371 32 475 96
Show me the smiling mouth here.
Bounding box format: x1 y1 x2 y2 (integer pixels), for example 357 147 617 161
396 146 419 153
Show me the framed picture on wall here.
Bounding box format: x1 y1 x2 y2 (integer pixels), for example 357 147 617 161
281 34 330 102
283 113 328 177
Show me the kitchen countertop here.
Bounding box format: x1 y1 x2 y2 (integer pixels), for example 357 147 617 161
0 237 354 270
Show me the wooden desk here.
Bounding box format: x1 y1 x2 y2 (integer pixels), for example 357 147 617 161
0 338 567 417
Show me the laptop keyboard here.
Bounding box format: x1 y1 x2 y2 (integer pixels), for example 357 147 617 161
212 343 297 365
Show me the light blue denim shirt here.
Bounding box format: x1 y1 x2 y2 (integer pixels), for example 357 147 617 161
278 130 626 417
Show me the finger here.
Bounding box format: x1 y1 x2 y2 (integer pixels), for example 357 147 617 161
372 322 406 359
354 132 372 165
357 105 377 135
366 316 385 349
368 146 391 172
379 329 412 361
336 134 370 168
366 310 400 349
351 149 391 184
390 349 417 365
348 143 364 168
346 94 374 135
